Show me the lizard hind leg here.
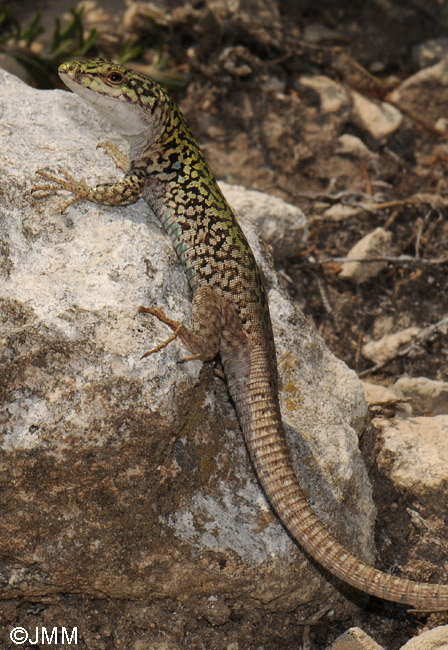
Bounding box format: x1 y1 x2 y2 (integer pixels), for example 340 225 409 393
138 286 224 363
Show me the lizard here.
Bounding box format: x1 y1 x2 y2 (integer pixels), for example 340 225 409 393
32 58 448 611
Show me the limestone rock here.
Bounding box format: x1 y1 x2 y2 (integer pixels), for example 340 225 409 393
327 627 384 650
218 182 308 260
362 382 402 407
299 75 350 114
0 66 370 641
394 376 448 415
218 45 257 77
327 624 448 650
376 416 448 495
389 57 448 103
400 625 448 650
362 327 420 365
339 227 392 284
336 133 378 160
350 90 403 140
412 38 448 68
323 204 364 221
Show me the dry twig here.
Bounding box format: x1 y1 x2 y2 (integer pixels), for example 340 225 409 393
310 255 448 267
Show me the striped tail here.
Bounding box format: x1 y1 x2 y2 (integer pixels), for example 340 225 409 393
225 342 448 611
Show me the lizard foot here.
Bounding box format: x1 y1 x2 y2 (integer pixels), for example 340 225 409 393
138 306 202 363
32 168 90 212
138 306 182 359
138 306 180 330
138 288 225 363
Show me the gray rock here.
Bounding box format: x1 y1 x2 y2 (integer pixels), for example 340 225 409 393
323 204 365 221
299 75 350 114
362 382 403 407
218 45 256 77
327 627 384 650
350 90 403 140
336 133 378 160
362 327 420 364
412 38 448 68
0 65 370 633
339 227 392 284
376 415 448 495
389 57 448 103
399 625 448 650
327 623 448 650
369 61 386 74
394 376 448 414
218 182 308 259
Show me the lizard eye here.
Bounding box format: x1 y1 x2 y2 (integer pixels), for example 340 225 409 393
108 71 123 84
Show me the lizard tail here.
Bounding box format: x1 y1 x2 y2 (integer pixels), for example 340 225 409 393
226 344 448 611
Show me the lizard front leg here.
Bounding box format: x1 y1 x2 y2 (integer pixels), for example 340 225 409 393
97 142 129 171
31 165 146 212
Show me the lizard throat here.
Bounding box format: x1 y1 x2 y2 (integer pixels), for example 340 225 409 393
60 72 151 145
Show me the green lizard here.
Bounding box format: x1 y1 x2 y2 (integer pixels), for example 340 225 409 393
33 58 448 610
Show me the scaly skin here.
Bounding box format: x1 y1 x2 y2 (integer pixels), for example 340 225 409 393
33 59 448 610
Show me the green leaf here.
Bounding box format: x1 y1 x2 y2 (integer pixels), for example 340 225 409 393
0 5 21 38
75 28 97 56
22 11 43 47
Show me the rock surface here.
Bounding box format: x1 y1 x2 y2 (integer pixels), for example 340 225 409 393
412 38 448 68
349 90 403 140
299 75 350 114
339 227 392 284
394 376 448 415
327 627 384 650
362 381 405 407
0 67 371 646
362 326 420 365
400 625 448 650
327 625 448 650
322 203 364 221
376 415 448 496
219 182 308 259
390 57 448 103
335 133 378 161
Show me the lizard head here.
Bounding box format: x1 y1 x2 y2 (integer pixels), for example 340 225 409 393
58 58 171 144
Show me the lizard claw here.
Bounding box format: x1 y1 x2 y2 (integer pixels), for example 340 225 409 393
138 305 182 359
140 331 180 359
31 168 90 212
138 306 180 330
177 353 201 363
